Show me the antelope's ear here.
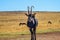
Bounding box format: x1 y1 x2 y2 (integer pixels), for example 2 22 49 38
33 13 36 16
25 13 28 16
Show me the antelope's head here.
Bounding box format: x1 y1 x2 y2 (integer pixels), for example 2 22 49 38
25 6 36 22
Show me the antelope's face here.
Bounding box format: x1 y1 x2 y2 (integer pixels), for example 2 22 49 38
28 14 35 22
25 13 36 23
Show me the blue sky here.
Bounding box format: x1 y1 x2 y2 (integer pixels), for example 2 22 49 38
0 0 60 11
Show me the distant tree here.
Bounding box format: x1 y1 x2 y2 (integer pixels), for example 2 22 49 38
48 21 52 24
19 23 26 25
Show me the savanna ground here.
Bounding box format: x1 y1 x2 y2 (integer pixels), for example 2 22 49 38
0 32 60 40
0 11 60 40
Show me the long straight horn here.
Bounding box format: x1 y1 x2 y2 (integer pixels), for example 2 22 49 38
31 6 34 14
27 6 29 14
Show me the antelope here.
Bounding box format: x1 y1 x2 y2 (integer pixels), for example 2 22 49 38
25 6 38 40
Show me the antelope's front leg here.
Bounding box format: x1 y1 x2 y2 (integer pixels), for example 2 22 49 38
33 27 36 40
29 28 33 40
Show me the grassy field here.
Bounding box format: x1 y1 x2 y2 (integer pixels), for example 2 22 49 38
0 11 60 36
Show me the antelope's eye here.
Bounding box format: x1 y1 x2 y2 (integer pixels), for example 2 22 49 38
32 16 34 17
29 14 31 16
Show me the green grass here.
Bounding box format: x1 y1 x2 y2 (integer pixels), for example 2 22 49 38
0 28 60 37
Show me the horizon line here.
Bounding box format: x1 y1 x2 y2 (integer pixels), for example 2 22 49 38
0 10 60 12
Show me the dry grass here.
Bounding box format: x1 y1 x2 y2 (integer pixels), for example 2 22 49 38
0 11 60 35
